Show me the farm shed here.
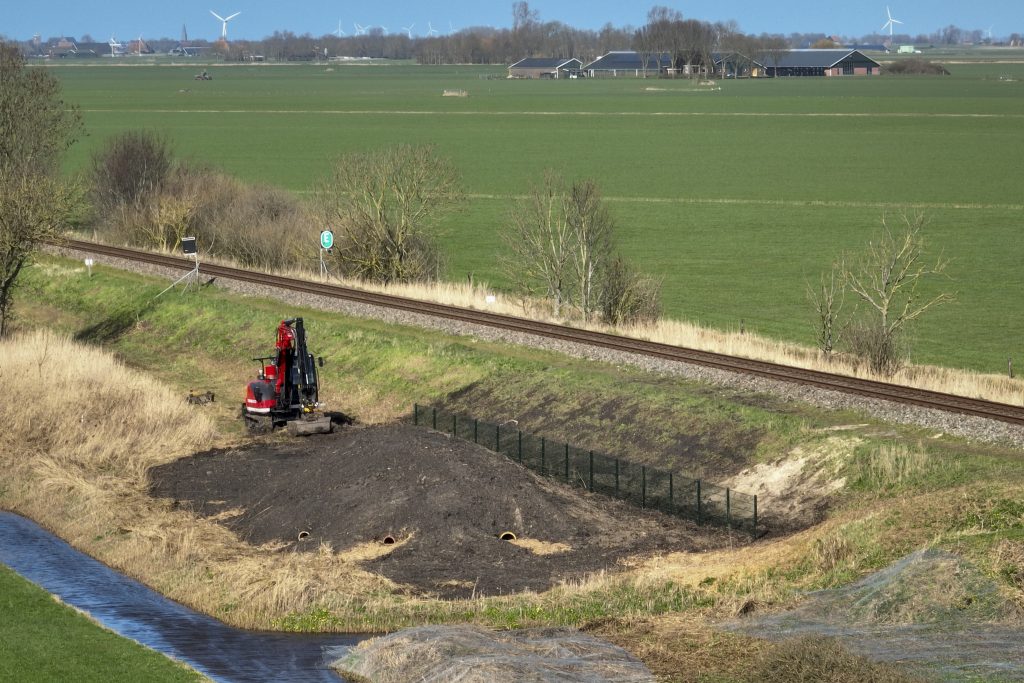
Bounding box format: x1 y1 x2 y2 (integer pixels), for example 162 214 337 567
508 57 583 79
761 49 881 77
583 51 672 77
711 51 765 78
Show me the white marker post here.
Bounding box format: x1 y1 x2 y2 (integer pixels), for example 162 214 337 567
84 257 94 277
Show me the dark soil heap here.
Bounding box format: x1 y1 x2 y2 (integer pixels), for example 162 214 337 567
150 423 733 598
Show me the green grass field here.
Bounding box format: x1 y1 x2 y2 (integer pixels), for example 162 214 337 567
43 57 1024 373
0 565 202 682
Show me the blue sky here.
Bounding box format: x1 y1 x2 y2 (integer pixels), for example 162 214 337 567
1 0 1017 42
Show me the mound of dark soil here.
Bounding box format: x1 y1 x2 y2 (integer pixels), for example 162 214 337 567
150 423 735 598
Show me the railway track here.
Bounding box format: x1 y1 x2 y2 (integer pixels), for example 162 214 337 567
58 238 1024 428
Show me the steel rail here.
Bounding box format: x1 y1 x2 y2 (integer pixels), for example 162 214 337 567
58 238 1024 427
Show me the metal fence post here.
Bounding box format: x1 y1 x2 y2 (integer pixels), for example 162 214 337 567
726 488 731 529
669 472 674 510
696 480 702 525
589 451 594 490
474 419 478 444
564 443 570 482
432 406 437 430
753 495 758 537
641 466 646 508
496 423 500 452
518 431 523 463
541 437 545 475
413 403 419 426
615 459 619 496
452 413 457 436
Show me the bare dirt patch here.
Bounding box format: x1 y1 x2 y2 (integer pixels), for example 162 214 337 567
149 423 735 599
721 436 857 531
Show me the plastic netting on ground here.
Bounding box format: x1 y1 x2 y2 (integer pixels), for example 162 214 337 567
413 405 760 536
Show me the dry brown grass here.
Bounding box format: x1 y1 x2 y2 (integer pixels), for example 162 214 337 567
0 329 396 629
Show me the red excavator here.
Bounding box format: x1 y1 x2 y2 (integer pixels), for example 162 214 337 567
243 318 332 435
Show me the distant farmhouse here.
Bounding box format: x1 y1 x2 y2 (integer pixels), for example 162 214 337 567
508 57 583 79
583 51 672 77
759 49 880 77
512 49 881 79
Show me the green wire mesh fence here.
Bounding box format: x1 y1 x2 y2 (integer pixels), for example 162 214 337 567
413 404 760 537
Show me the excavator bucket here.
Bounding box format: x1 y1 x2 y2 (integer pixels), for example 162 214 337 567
287 415 333 436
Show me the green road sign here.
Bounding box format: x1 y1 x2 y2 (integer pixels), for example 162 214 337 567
320 230 334 250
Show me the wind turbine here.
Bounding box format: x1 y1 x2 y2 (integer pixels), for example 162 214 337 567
401 24 415 38
210 10 241 41
880 6 903 37
354 22 367 36
334 20 346 37
426 22 439 36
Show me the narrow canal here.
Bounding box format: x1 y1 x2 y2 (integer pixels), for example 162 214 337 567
0 512 362 682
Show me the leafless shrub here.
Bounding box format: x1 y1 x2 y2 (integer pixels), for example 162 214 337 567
845 319 908 377
94 161 310 271
806 262 848 359
90 131 173 213
600 256 662 326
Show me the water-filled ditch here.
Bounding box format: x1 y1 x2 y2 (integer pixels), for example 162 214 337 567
0 512 361 682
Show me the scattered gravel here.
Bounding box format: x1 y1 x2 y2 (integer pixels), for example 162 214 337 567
49 245 1024 449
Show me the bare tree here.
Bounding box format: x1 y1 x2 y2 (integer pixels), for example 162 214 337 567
502 171 575 316
0 174 80 336
0 43 82 177
0 43 83 336
565 180 613 321
314 145 462 285
842 214 954 375
761 36 790 77
806 262 848 358
503 172 658 323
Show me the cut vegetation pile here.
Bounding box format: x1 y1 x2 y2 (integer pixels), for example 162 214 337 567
726 549 1024 679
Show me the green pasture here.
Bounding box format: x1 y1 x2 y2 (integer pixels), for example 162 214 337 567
44 59 1024 373
0 565 202 682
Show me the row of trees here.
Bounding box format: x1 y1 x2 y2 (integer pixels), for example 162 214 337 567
14 3 1015 65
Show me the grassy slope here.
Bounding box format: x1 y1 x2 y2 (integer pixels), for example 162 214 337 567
9 255 1024 679
0 566 202 683
19 256 1024 564
44 60 1024 373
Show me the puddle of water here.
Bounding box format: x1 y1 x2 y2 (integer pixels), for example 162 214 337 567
0 512 362 683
